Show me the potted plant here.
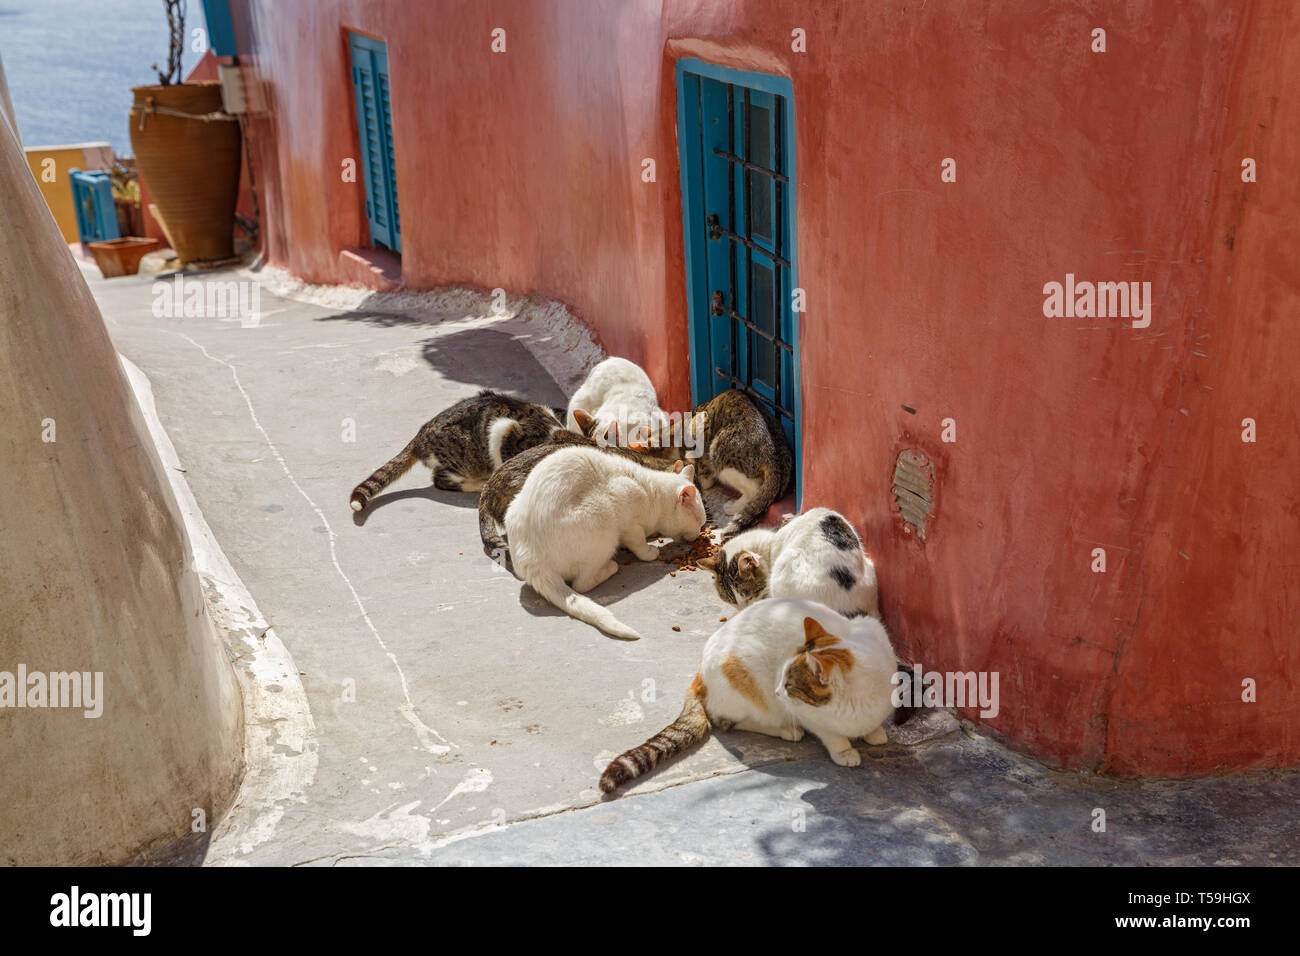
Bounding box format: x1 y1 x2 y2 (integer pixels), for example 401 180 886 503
128 0 241 263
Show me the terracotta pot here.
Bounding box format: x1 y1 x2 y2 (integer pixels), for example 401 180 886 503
87 237 162 277
129 82 240 263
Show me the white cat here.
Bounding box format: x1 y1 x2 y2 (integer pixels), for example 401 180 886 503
699 507 879 618
504 446 706 640
600 598 898 792
566 357 668 448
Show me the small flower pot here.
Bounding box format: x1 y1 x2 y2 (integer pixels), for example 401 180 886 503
87 237 162 277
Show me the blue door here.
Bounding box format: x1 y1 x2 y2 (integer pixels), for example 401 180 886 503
349 34 401 253
677 60 799 486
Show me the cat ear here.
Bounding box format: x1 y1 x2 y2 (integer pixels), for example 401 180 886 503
679 463 695 481
802 616 832 644
572 408 595 434
629 441 650 452
697 554 718 572
671 460 685 473
805 653 829 685
739 551 760 571
678 484 698 508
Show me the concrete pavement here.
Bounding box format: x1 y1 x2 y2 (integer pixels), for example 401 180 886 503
89 264 1299 866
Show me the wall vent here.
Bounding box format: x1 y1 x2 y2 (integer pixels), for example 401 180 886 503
893 449 934 539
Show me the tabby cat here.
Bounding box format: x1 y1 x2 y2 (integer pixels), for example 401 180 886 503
349 389 562 511
600 598 897 793
649 389 792 539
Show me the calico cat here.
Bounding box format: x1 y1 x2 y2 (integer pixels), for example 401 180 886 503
566 356 668 447
349 389 563 511
478 413 693 566
600 598 897 793
650 389 792 539
698 508 880 618
504 446 707 641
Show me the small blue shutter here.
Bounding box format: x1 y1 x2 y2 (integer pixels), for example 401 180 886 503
69 169 120 243
348 34 401 253
199 0 239 57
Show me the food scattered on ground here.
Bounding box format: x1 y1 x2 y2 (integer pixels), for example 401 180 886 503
673 528 719 572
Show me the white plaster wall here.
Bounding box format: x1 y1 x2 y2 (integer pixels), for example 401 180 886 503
0 60 244 864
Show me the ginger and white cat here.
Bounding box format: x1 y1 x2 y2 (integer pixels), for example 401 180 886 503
699 507 879 618
600 598 898 792
504 446 706 641
566 357 668 448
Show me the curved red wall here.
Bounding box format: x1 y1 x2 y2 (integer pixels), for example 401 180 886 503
230 0 1299 776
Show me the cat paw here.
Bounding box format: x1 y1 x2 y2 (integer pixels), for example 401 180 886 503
635 544 660 561
831 747 861 767
780 726 805 742
864 727 888 745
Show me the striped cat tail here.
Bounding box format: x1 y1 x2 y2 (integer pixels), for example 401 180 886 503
350 438 419 512
478 496 510 568
600 675 710 794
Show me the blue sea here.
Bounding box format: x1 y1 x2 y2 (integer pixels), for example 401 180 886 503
0 0 209 155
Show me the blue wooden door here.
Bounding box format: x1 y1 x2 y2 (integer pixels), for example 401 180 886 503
349 34 401 253
677 62 799 458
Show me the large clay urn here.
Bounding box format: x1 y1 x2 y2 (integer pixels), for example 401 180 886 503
129 81 240 263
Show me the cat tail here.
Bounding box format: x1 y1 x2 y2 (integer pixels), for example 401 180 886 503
720 457 791 540
599 675 710 793
528 568 641 641
350 438 419 512
478 497 511 569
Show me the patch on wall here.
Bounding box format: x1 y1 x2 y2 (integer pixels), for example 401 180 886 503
893 449 934 540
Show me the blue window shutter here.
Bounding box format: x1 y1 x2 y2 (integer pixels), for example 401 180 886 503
200 0 239 57
372 50 400 252
348 35 400 253
69 169 120 243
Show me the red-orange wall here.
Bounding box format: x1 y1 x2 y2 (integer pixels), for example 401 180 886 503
229 0 1299 776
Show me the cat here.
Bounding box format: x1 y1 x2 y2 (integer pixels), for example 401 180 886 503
478 410 694 567
600 598 898 793
503 446 707 641
349 389 563 511
566 356 668 448
698 508 880 618
648 389 792 539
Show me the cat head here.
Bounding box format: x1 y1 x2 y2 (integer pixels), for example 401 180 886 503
697 534 768 608
665 465 707 541
570 408 604 441
570 411 643 448
776 617 857 708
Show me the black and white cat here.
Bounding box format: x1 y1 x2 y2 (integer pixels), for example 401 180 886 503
699 508 879 618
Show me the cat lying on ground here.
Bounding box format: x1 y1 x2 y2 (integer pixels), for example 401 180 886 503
600 598 898 793
350 389 563 511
